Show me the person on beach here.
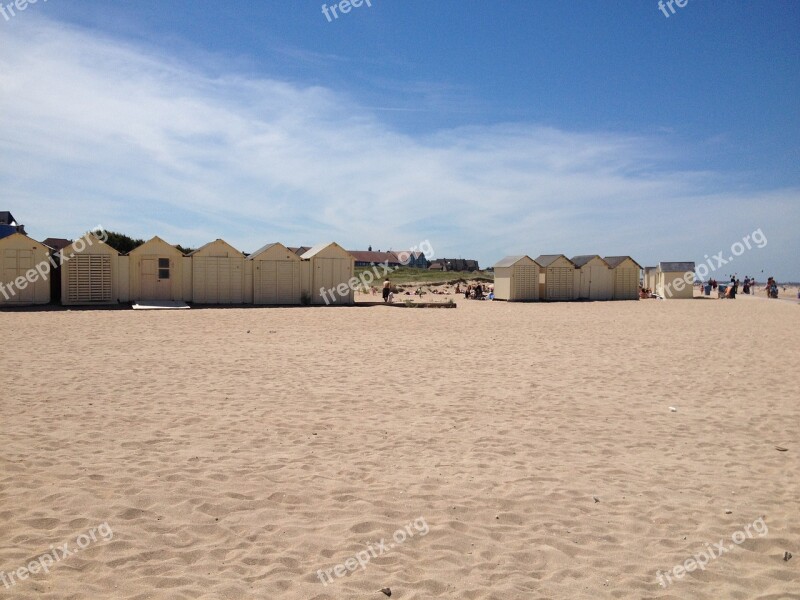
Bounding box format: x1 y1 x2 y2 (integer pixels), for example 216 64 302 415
383 279 391 302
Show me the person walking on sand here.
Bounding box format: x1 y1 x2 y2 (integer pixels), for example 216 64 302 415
383 279 391 303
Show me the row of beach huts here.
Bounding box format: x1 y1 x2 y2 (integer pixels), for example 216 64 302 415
493 254 695 301
0 232 357 307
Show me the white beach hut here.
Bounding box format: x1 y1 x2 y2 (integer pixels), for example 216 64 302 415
492 255 540 301
247 242 303 305
190 239 245 304
571 255 614 300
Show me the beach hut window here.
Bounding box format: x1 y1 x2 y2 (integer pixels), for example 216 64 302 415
158 258 170 279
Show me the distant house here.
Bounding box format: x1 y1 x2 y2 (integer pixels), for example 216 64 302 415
393 251 428 269
43 238 72 252
349 250 403 268
0 211 26 239
439 258 480 272
347 249 428 269
428 261 444 271
287 246 314 257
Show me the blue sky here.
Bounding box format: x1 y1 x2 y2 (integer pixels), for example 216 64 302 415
1 0 798 278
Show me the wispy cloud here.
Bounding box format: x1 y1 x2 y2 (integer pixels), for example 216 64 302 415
1 18 797 276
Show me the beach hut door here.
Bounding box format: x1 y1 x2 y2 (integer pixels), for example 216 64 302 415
141 257 172 300
3 249 35 303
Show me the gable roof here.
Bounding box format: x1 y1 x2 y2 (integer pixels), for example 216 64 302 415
535 254 574 268
604 256 642 269
287 246 313 256
494 255 538 268
571 255 609 268
0 211 18 225
300 242 353 260
0 231 46 248
189 239 244 257
246 242 300 261
349 250 401 264
127 236 185 257
42 238 72 251
659 261 695 272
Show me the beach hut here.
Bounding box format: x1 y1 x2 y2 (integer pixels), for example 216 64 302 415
128 236 189 302
643 266 658 292
535 255 575 301
247 242 303 305
656 262 695 299
0 232 51 306
190 239 245 304
60 234 126 305
492 255 540 301
571 255 613 300
604 256 642 300
300 242 356 305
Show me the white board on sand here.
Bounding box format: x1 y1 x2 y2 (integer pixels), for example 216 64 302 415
132 301 191 310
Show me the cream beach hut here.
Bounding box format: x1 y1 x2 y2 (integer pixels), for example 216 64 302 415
0 232 51 306
535 254 575 301
492 255 540 301
60 234 127 305
604 256 641 300
656 262 695 299
190 239 245 304
128 236 189 302
643 266 658 292
247 242 303 305
571 255 614 301
300 242 355 305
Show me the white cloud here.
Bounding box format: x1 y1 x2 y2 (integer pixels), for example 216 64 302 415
1 18 797 278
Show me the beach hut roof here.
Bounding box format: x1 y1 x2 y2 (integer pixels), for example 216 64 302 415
127 236 185 257
659 261 695 272
571 255 609 268
535 254 574 268
604 256 642 269
247 242 280 259
494 255 537 268
300 242 352 260
246 242 301 261
0 231 44 246
189 239 244 257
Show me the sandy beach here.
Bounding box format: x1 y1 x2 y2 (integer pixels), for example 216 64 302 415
1 297 798 599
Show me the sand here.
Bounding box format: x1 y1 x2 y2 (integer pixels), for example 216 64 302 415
1 296 798 599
